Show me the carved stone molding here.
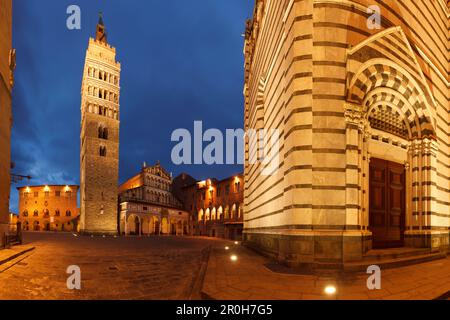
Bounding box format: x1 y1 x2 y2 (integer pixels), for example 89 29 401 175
344 103 370 135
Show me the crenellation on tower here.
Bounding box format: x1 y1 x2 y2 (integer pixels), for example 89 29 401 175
80 14 121 235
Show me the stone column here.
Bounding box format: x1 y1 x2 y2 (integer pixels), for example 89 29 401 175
404 159 412 232
406 138 439 249
344 104 364 229
343 103 370 259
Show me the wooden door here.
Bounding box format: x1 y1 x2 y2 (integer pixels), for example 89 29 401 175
369 158 405 248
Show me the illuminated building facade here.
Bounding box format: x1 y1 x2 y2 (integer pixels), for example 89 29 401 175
243 0 449 268
0 0 14 247
176 174 244 240
17 185 80 232
119 162 189 236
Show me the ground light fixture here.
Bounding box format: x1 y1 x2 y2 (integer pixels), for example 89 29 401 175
324 285 337 295
230 255 238 262
225 246 230 250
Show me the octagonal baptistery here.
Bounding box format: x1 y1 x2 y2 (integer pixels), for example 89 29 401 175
243 0 449 269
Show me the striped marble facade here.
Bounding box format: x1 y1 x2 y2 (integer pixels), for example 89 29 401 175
243 0 449 267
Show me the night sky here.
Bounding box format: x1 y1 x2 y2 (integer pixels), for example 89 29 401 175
10 0 253 213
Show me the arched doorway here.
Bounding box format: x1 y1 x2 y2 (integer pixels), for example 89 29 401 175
134 216 141 235
153 216 160 235
177 221 182 236
345 49 438 251
161 217 169 234
198 209 204 222
33 221 40 231
126 214 141 235
170 220 177 235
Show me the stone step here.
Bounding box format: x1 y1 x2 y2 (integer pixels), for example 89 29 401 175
343 252 446 273
361 248 432 262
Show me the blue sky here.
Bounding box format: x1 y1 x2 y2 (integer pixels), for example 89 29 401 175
10 0 253 212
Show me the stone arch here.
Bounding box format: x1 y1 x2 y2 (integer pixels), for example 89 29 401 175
205 208 211 221
161 217 169 234
363 88 419 139
211 207 217 221
127 214 141 235
152 216 160 235
198 209 204 222
224 206 230 219
231 204 237 219
238 203 243 219
218 206 223 220
347 58 436 139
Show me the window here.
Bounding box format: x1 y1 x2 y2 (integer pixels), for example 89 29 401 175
143 206 148 211
33 210 39 217
66 191 72 198
44 209 49 217
23 210 28 217
55 191 61 197
225 185 230 195
34 192 38 198
99 127 108 140
45 191 50 198
100 146 107 157
55 210 60 217
66 210 71 217
235 182 241 193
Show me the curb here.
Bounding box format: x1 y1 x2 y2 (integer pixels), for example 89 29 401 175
188 245 212 300
434 291 450 300
0 246 35 266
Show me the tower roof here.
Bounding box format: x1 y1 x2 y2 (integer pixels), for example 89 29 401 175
95 12 107 44
98 11 104 26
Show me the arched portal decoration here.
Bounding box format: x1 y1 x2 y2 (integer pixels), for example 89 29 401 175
345 27 438 249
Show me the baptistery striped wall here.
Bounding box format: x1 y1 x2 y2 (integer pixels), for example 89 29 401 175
243 0 449 265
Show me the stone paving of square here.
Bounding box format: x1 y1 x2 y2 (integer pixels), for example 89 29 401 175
202 245 450 300
0 233 227 300
2 233 449 300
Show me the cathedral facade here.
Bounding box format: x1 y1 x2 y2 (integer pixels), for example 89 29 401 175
243 0 450 268
0 0 14 248
80 16 121 235
119 163 190 236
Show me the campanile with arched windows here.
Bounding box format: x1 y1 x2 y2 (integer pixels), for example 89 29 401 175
80 14 121 235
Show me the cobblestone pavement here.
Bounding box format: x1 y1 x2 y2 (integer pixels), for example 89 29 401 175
202 245 450 300
0 232 226 300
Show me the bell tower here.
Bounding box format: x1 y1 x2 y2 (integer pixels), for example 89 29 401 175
80 14 121 235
